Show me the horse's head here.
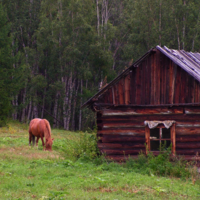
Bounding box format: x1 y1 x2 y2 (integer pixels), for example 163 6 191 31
45 138 54 151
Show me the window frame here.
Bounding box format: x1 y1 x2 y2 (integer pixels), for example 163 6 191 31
145 123 175 155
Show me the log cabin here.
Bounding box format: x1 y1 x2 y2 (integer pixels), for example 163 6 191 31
82 45 200 162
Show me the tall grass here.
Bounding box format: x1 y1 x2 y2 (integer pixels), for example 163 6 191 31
0 121 200 199
53 131 99 161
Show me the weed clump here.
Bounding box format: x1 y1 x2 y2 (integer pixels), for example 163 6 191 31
55 132 99 161
126 147 194 179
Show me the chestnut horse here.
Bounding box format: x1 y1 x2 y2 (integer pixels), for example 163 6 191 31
29 118 54 151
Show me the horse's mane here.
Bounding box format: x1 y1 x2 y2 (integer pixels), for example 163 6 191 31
43 119 51 139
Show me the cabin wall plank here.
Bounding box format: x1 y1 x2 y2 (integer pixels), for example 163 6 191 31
150 52 155 104
174 67 182 103
146 57 151 104
130 69 136 104
156 50 160 105
136 65 142 104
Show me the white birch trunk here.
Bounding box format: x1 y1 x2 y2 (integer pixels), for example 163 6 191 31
62 76 69 130
53 92 59 128
96 0 100 36
27 100 32 121
66 72 74 130
159 0 162 46
182 0 186 49
12 95 18 120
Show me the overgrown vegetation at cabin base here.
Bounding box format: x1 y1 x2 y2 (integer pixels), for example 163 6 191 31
0 121 200 199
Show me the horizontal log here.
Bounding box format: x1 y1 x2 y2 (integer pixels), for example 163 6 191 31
100 136 145 143
97 119 145 124
105 155 138 162
179 155 200 161
98 121 200 131
185 108 200 114
176 136 200 142
176 149 200 155
100 149 145 155
176 127 200 135
98 122 145 129
96 103 200 108
98 143 145 149
176 142 200 149
176 121 200 127
98 119 200 128
99 114 200 121
98 128 145 135
101 108 179 116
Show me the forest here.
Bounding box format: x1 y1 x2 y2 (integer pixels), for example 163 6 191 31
0 0 200 130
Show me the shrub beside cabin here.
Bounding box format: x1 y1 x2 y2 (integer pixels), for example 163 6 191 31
82 45 200 162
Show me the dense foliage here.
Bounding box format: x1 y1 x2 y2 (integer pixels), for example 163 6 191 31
0 0 200 129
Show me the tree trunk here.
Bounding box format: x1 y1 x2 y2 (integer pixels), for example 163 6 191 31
63 76 69 130
33 94 38 118
53 92 59 128
175 18 180 50
41 89 46 119
12 95 18 120
41 70 47 119
96 0 100 36
21 82 27 122
66 72 74 130
79 79 83 130
57 107 61 128
27 100 32 122
72 80 79 131
182 0 186 49
159 0 162 46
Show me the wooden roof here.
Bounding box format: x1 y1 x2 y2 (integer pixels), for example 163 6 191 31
82 45 200 108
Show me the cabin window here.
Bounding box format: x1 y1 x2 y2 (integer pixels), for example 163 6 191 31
150 127 171 151
145 121 175 155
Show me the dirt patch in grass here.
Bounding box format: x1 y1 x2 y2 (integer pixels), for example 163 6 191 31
0 146 61 160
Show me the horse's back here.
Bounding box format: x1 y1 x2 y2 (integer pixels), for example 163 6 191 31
29 118 46 137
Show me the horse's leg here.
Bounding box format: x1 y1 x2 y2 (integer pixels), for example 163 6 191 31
40 136 45 151
36 137 40 148
29 133 32 146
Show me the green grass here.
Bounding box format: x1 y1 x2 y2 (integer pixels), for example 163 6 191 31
0 120 200 199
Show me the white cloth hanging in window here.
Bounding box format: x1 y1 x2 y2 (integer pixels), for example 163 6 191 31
144 120 175 129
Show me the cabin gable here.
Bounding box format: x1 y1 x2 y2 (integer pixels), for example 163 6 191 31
95 49 200 108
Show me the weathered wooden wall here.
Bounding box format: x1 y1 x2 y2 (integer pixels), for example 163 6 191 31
97 107 200 161
94 49 200 162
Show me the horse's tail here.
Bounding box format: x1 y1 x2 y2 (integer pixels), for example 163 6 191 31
32 135 35 146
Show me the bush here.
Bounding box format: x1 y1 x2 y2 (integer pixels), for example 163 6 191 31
63 132 99 161
126 147 191 179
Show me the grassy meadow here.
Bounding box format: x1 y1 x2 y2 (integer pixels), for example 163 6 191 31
0 121 200 200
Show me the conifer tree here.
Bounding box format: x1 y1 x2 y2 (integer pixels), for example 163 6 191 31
0 3 12 125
